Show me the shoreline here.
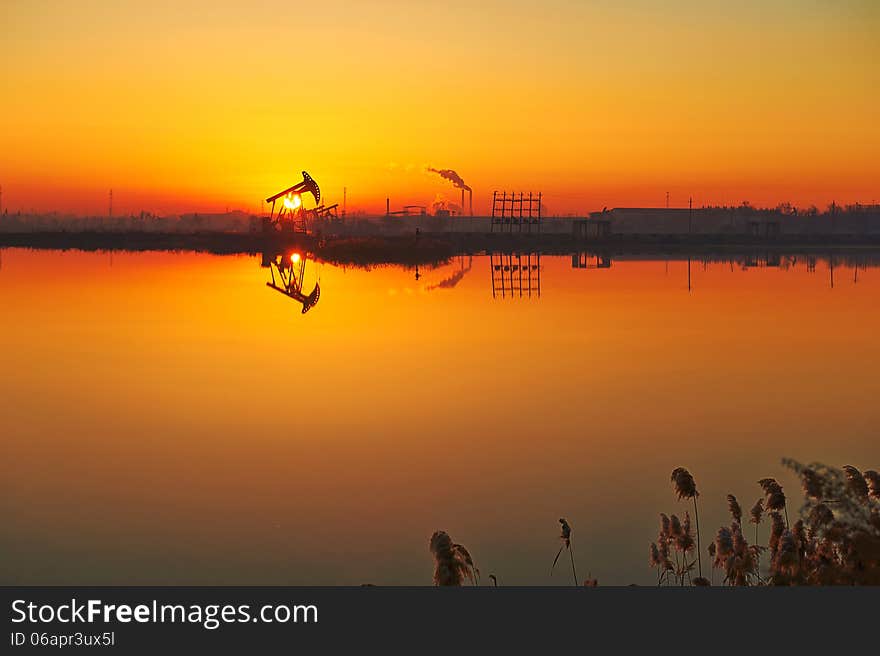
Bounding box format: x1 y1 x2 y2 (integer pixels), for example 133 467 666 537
3 231 880 266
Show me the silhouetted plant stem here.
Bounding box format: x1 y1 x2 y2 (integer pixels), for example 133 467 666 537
755 523 760 572
693 497 703 578
568 542 578 586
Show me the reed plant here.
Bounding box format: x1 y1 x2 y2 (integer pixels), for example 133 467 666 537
550 518 578 586
427 460 879 587
650 460 879 585
429 531 479 586
671 468 703 578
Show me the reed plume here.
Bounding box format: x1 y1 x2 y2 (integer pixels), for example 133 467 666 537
768 511 785 557
800 468 824 499
808 503 834 528
726 494 742 524
749 499 764 525
454 543 480 585
429 531 479 586
758 478 780 495
671 468 698 500
677 512 696 554
772 530 799 577
731 521 746 556
759 478 788 525
669 514 683 539
659 513 671 540
864 470 880 499
842 465 869 501
712 527 733 569
671 467 703 577
748 498 764 570
792 519 807 557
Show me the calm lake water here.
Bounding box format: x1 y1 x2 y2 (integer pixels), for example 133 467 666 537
2 247 879 585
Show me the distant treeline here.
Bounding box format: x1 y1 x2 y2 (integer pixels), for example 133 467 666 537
0 210 257 234
702 201 880 218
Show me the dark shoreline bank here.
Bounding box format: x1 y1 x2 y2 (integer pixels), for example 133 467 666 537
3 231 880 266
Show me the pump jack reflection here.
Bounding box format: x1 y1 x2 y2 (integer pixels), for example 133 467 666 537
261 251 321 314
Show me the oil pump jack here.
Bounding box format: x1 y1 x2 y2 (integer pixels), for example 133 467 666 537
263 250 321 314
264 171 339 232
264 171 321 233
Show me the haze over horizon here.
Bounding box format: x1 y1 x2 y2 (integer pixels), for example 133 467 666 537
2 0 878 216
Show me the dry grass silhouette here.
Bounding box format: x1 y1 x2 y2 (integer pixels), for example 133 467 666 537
650 510 697 586
864 470 880 499
651 460 880 586
843 465 869 500
670 468 703 578
775 460 880 585
426 459 877 587
550 518 579 586
429 531 479 586
726 495 742 525
758 478 789 525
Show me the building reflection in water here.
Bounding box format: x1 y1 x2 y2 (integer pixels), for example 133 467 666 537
571 252 612 269
490 252 541 299
250 249 874 309
560 251 874 293
261 250 321 314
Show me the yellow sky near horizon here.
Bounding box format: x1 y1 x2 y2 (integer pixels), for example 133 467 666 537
2 0 878 215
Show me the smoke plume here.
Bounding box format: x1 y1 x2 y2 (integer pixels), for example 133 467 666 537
426 167 471 191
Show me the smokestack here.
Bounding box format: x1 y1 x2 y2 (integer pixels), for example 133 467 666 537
386 197 390 216
426 166 473 216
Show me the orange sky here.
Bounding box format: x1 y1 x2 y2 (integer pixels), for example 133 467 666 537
2 0 878 216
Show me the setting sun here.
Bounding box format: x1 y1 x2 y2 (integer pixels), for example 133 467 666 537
283 194 302 211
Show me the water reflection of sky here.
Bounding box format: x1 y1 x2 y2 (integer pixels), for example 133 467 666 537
1 248 878 585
